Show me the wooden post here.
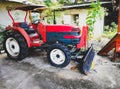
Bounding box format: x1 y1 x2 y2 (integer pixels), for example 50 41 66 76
29 11 32 23
118 0 120 32
53 10 56 24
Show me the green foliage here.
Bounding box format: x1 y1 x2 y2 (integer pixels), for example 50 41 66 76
103 22 118 39
104 22 118 32
44 0 52 7
44 0 62 11
29 0 43 4
43 0 63 24
86 1 104 38
44 1 61 14
0 32 4 43
0 25 5 50
59 0 84 4
59 0 65 4
0 25 5 43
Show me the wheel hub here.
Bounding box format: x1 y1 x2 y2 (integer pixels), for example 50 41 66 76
11 45 15 49
50 49 65 65
6 37 20 57
56 54 60 58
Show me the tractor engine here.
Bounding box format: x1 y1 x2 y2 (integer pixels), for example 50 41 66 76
37 22 81 45
46 25 81 44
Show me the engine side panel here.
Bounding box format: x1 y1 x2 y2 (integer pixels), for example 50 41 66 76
46 32 80 44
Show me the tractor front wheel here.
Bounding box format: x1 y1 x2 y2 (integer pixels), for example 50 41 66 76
47 44 71 68
4 31 28 60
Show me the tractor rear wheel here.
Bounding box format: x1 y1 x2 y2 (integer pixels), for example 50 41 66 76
4 31 28 60
47 44 71 68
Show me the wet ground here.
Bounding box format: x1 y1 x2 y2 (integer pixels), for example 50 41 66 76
0 39 120 89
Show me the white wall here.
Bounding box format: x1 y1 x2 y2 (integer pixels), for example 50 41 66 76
63 15 72 25
63 8 104 38
94 18 104 38
0 2 30 27
78 9 88 28
0 5 12 26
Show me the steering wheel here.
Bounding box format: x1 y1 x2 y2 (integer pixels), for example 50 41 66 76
32 19 40 24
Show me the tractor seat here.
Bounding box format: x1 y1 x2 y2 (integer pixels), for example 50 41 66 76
20 22 35 34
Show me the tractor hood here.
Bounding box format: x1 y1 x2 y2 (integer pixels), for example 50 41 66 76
46 25 80 32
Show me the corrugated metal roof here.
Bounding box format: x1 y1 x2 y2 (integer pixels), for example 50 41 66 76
5 0 36 5
6 0 27 3
61 1 112 9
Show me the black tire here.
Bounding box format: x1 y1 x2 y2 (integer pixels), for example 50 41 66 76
47 44 71 68
4 31 28 61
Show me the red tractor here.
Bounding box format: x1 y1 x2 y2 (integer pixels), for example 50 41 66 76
4 5 94 74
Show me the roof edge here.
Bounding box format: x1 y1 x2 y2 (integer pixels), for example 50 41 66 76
60 1 112 9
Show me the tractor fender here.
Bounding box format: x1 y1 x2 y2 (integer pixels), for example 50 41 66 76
6 27 31 47
15 27 31 47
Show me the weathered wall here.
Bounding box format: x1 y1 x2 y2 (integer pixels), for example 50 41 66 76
0 2 29 26
57 8 104 38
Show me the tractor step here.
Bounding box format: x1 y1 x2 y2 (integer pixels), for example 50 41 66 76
29 33 39 40
29 33 43 47
31 39 43 47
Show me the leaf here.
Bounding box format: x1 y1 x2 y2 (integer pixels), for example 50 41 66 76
86 1 103 38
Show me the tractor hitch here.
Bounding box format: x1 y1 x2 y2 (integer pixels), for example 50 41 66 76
72 45 95 75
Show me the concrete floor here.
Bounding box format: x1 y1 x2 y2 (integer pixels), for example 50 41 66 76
0 47 120 89
0 38 120 89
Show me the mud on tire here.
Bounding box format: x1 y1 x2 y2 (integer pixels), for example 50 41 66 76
4 31 28 61
47 44 71 68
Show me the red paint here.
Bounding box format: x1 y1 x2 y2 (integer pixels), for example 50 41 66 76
98 32 120 61
30 24 37 29
13 22 21 27
116 42 120 52
77 26 88 49
6 26 31 47
24 11 28 22
8 10 15 23
8 10 28 23
30 33 39 40
37 22 47 42
47 25 77 32
16 27 44 47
